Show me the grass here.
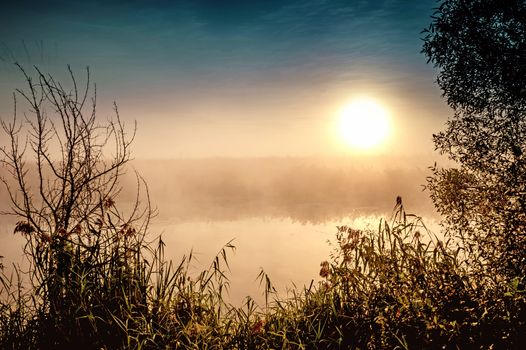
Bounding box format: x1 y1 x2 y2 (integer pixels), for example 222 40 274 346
1 63 523 349
1 200 525 349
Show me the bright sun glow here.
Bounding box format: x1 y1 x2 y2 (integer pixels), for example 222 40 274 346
338 98 390 150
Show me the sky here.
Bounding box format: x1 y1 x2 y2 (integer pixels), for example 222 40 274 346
1 1 447 302
0 0 451 159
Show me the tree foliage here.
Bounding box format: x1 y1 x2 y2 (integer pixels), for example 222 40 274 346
423 0 526 280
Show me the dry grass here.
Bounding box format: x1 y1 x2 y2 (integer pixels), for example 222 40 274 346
1 199 524 349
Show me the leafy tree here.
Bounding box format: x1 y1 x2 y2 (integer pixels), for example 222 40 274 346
422 0 526 281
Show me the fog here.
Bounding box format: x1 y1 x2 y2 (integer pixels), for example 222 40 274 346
0 156 439 223
0 156 441 304
128 156 438 224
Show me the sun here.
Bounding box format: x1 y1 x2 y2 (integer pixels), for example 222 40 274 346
338 97 390 150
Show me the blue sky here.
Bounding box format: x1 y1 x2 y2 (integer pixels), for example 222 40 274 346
0 0 449 158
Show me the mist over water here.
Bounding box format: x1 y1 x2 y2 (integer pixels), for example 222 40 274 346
0 156 440 304
130 156 438 223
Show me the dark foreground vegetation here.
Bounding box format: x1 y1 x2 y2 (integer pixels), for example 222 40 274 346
4 198 525 349
1 0 526 348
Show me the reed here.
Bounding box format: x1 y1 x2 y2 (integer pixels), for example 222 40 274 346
1 199 524 349
0 66 523 349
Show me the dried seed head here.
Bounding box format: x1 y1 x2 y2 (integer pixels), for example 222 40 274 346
120 223 136 237
58 228 70 238
103 197 115 209
319 261 330 278
14 221 35 235
40 233 52 243
73 224 82 235
347 228 361 242
343 252 353 263
251 319 265 335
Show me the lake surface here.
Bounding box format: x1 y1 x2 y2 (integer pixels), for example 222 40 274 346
153 215 394 305
0 157 441 305
1 213 439 306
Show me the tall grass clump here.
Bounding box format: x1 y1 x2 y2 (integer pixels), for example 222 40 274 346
0 213 243 349
0 65 250 349
1 65 524 349
234 199 525 349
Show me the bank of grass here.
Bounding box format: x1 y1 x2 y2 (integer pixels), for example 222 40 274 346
1 201 525 349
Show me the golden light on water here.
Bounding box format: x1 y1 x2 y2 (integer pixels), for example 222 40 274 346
338 97 390 151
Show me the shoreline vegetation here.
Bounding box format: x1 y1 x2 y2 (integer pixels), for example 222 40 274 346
2 1 526 347
2 193 524 349
0 68 523 349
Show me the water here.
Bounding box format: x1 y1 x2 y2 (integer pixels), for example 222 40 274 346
0 157 441 305
1 212 441 307
151 215 393 305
